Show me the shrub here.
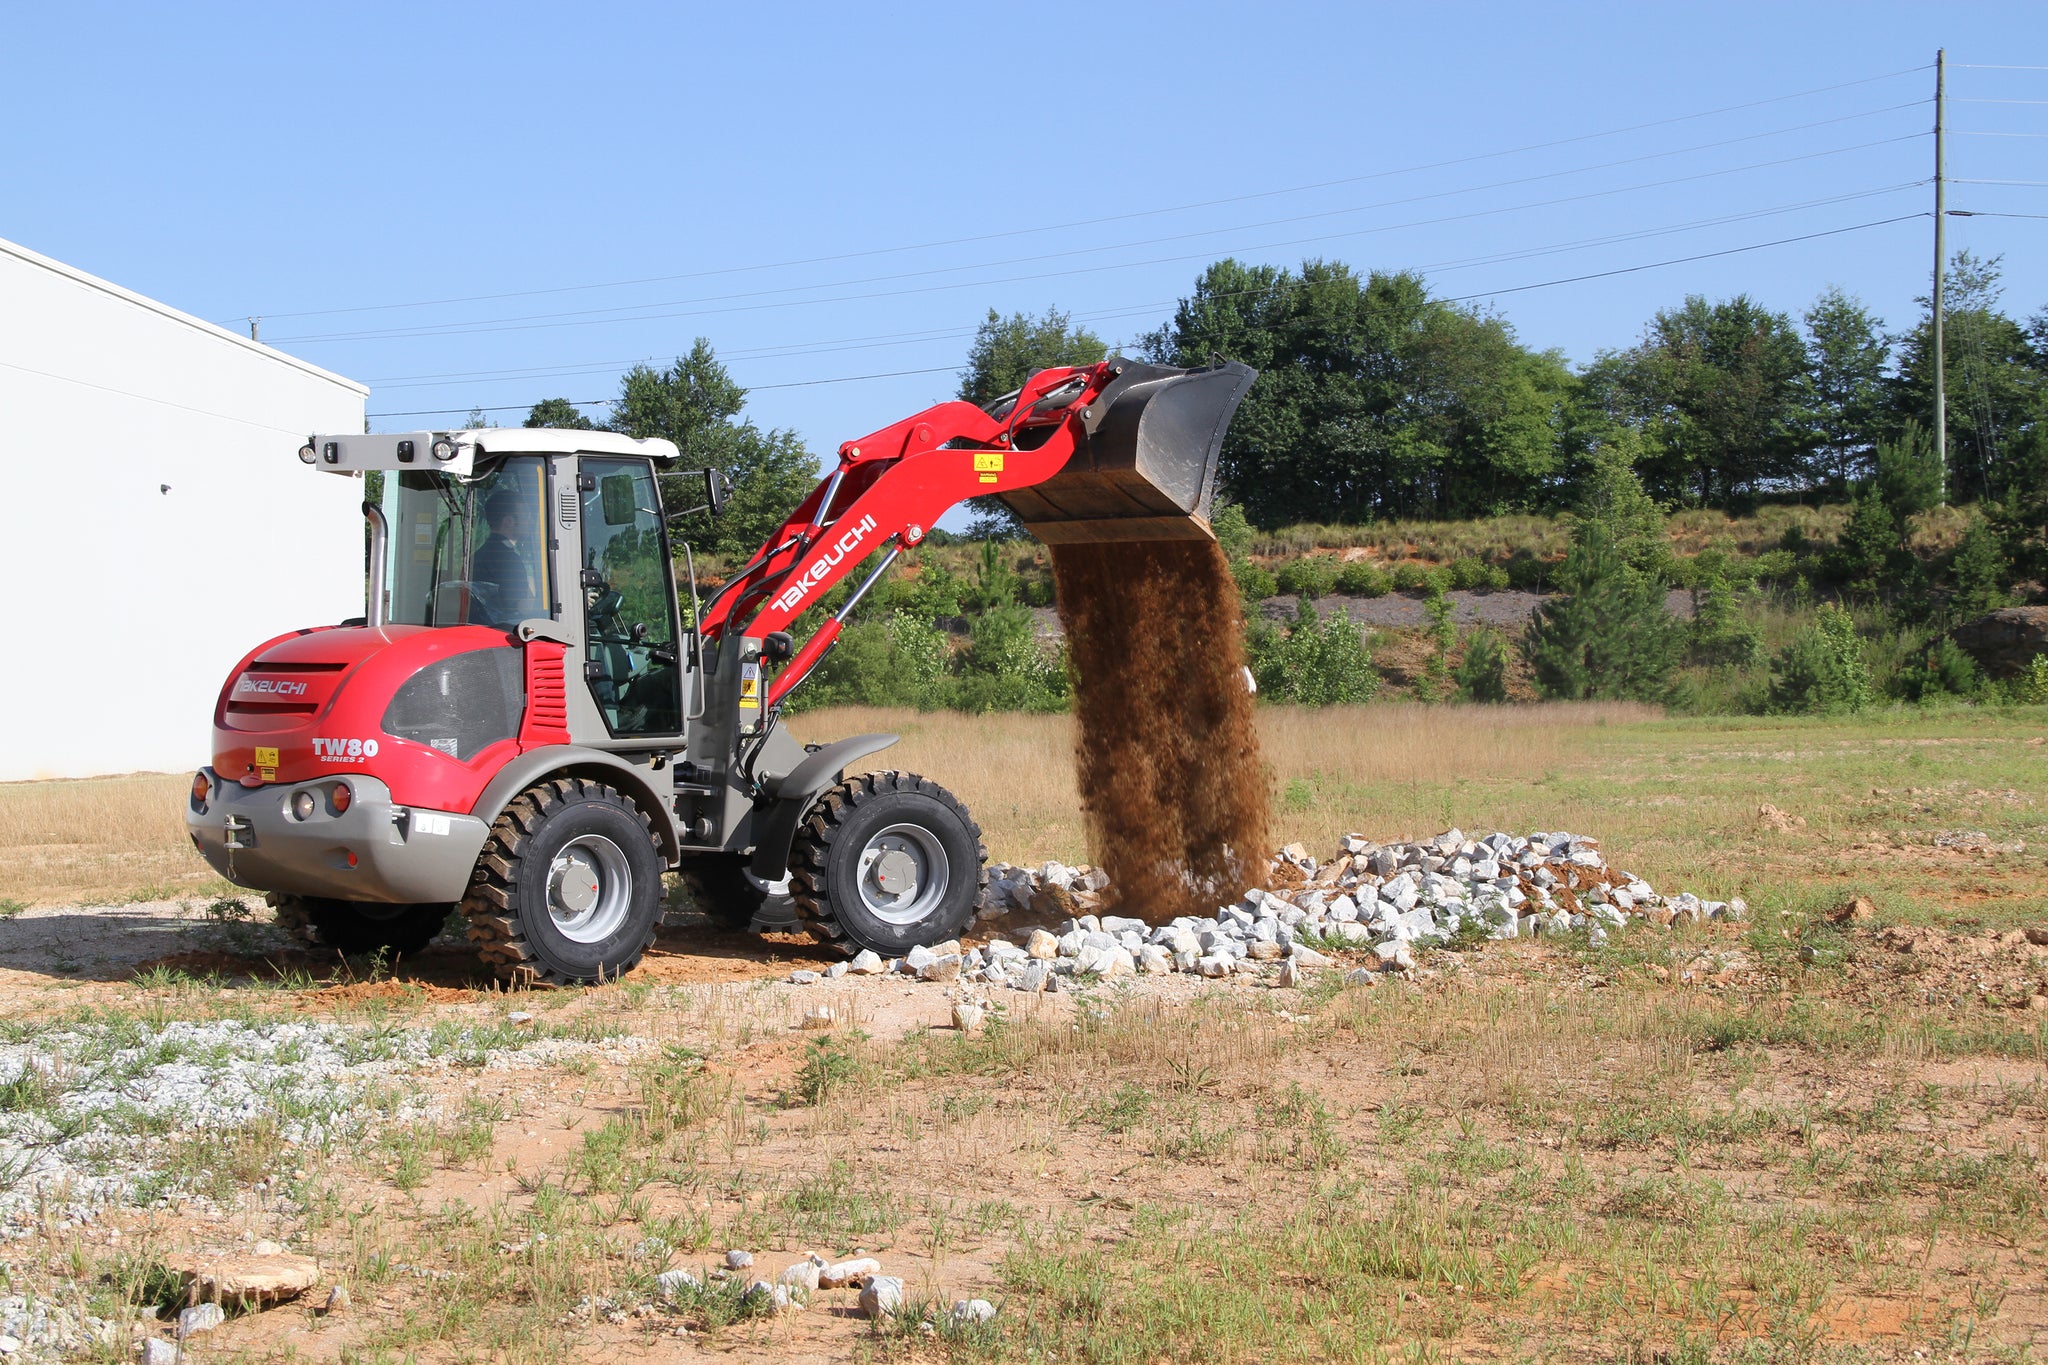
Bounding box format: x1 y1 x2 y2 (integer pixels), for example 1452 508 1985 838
1274 555 1338 598
1447 556 1508 591
789 611 949 712
1389 561 1437 593
1751 549 1797 583
1769 603 1873 714
1250 599 1379 705
948 603 1067 713
1522 523 1684 702
1233 560 1278 601
1576 441 1673 581
1455 628 1512 702
1892 636 1982 702
1504 553 1550 591
2005 654 2048 705
887 560 961 618
1335 561 1390 596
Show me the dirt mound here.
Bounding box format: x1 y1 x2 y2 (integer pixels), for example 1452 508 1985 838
1049 539 1269 921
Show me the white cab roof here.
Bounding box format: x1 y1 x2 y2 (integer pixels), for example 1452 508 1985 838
306 428 682 476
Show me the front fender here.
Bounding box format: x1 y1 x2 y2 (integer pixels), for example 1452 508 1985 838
748 733 899 880
470 746 683 861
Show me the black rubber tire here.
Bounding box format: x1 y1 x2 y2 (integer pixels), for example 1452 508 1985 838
459 778 664 986
788 770 987 956
679 856 767 931
269 893 449 959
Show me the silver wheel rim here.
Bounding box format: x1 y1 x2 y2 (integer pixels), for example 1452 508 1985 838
856 823 949 926
547 834 632 944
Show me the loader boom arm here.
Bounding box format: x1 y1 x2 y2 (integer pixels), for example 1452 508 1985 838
698 361 1117 707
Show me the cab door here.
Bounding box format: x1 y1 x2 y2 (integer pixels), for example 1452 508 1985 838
576 458 683 739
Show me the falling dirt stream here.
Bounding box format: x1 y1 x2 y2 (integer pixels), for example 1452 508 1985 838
1049 539 1269 920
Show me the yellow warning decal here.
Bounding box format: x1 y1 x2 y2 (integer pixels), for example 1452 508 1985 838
255 746 278 769
973 452 1004 474
739 661 761 709
978 473 998 484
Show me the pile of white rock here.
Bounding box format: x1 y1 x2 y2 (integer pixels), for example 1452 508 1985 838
790 829 1743 991
656 1249 992 1325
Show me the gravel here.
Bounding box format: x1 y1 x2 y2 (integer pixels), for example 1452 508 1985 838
0 1017 647 1235
895 829 1739 994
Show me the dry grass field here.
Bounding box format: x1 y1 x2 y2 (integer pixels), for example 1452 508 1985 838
0 703 2042 1363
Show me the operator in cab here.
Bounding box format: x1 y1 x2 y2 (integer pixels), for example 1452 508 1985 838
471 487 545 624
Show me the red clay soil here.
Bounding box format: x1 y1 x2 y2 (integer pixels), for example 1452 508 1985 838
1050 539 1269 921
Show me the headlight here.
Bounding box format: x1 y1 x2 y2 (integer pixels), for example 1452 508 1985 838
291 791 316 821
330 783 352 814
297 443 318 465
431 439 457 461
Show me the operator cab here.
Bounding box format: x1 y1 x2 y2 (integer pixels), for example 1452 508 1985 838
303 428 712 743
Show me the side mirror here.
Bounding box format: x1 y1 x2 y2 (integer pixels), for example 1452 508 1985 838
600 473 637 526
704 468 728 515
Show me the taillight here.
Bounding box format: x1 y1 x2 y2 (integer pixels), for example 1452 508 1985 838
331 783 352 814
191 771 211 805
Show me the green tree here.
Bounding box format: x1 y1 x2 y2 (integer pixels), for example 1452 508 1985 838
1803 287 1890 490
1144 258 1574 525
1585 294 1814 506
1415 586 1456 703
1522 523 1684 701
958 307 1106 538
1887 251 2045 502
1948 519 2011 619
1832 484 1899 589
607 339 819 560
524 397 597 430
1987 418 2048 583
1455 628 1511 703
1872 419 1941 519
1769 604 1873 714
1572 431 1671 579
1688 548 1763 668
957 307 1106 406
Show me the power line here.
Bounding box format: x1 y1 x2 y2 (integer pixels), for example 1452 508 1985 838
1949 209 2048 219
280 135 1926 346
0 357 308 436
1953 130 2048 138
1955 63 2048 70
363 214 1925 421
1952 178 2048 186
364 181 1924 394
230 62 1930 326
1954 97 2048 105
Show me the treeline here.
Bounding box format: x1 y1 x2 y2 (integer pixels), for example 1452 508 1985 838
1140 250 2046 525
516 249 2048 717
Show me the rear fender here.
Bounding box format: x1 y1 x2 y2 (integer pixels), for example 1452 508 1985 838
471 746 682 861
747 733 899 880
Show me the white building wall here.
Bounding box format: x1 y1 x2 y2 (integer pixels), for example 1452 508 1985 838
0 237 368 780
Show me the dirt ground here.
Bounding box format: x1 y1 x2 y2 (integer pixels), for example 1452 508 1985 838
1 707 2044 1363
0 885 2041 1364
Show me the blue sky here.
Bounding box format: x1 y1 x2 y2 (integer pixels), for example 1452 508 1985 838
6 2 2044 477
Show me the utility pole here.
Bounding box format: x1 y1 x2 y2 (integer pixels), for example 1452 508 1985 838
1933 48 1947 505
248 317 261 342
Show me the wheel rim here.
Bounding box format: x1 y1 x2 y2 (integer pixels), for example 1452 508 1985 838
855 823 949 926
546 834 633 944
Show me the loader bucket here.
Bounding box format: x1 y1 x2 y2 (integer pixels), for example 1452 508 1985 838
997 358 1256 544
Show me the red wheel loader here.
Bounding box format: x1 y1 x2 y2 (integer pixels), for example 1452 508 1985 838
186 358 1254 983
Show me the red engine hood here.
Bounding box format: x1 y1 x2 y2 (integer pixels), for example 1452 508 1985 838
212 624 523 806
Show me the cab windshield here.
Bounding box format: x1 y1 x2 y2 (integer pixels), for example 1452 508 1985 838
380 457 551 628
